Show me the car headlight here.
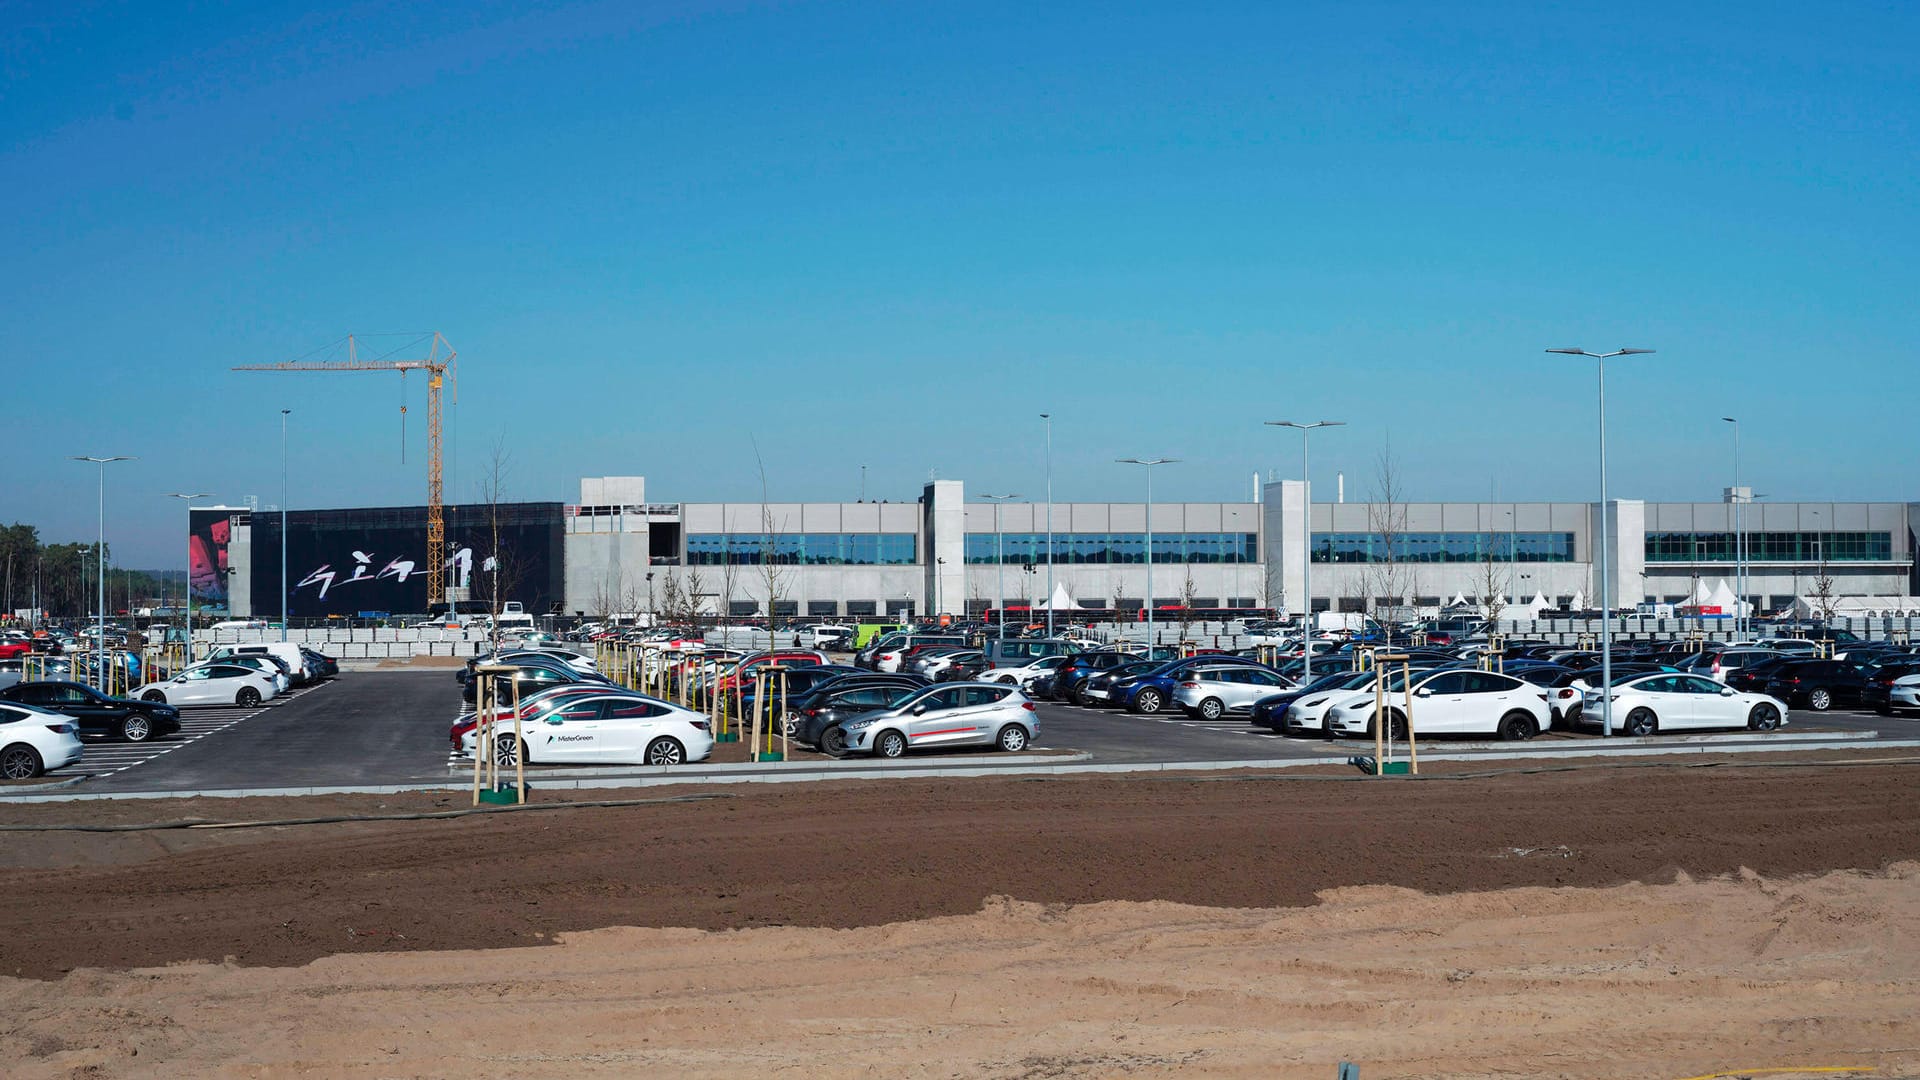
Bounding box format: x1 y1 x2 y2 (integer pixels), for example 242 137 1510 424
845 717 878 731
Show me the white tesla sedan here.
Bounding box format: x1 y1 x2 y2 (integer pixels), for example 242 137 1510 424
1325 669 1552 740
463 692 715 766
1581 672 1787 736
137 662 282 707
0 700 84 778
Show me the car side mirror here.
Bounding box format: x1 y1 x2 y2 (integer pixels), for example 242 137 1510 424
1721 688 1735 696
1415 688 1432 698
911 704 928 716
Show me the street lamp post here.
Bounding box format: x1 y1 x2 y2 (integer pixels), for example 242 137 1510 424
1721 417 1744 638
280 409 291 643
1266 421 1344 682
165 492 212 661
1040 413 1054 638
72 455 135 692
1117 459 1178 651
1547 347 1655 738
981 494 1020 638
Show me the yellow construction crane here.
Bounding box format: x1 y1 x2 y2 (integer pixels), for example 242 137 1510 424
235 332 459 607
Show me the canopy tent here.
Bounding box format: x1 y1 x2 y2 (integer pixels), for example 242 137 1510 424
1786 595 1920 619
1570 589 1586 610
1031 582 1078 611
1687 579 1714 605
1510 593 1550 618
1705 579 1742 613
1446 593 1472 609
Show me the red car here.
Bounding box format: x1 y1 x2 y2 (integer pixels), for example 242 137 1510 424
0 639 33 660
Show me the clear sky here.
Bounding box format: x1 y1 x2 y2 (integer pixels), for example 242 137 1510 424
5 0 1916 568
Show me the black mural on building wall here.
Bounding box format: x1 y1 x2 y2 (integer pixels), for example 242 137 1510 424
250 503 564 617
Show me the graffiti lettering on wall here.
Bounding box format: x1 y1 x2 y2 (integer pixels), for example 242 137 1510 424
295 547 478 601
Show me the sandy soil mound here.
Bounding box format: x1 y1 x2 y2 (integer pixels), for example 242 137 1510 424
4 864 1915 1079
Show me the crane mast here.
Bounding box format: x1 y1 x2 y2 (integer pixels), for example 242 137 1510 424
235 332 459 608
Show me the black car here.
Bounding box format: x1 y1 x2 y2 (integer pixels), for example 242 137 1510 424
1763 659 1872 711
1248 670 1371 731
737 664 866 706
0 680 181 742
1726 656 1796 694
1863 663 1920 715
1048 651 1143 704
459 658 606 703
793 682 923 748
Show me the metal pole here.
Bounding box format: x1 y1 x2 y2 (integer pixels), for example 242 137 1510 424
1597 356 1611 738
1145 464 1154 650
281 409 291 643
1547 348 1654 739
1042 413 1053 638
1300 427 1311 682
996 503 1004 637
97 460 106 690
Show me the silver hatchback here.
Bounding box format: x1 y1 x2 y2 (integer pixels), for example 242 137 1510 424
837 682 1039 758
1174 665 1293 720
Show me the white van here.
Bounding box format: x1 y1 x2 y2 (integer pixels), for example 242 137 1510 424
210 642 311 686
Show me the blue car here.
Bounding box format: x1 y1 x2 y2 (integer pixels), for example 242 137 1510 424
1112 654 1271 715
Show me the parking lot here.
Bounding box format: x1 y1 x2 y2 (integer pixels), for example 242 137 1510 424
9 663 1917 797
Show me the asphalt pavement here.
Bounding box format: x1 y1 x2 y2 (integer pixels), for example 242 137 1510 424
19 668 1920 797
70 670 460 794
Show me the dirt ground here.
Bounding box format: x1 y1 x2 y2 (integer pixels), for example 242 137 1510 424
3 760 1918 1077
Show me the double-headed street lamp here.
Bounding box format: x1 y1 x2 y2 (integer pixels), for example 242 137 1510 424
72 455 135 692
1266 421 1344 681
1547 347 1655 738
1117 459 1178 650
165 492 212 660
980 494 1021 638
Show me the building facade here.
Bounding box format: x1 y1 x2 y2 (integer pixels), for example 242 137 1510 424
202 475 1920 621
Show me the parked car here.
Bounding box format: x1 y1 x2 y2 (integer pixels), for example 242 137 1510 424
1581 672 1787 735
828 682 1038 758
1112 655 1270 715
0 680 183 742
794 682 924 748
1324 669 1551 741
1249 670 1379 733
1726 656 1798 695
137 663 281 707
1682 648 1774 684
1048 651 1145 704
1077 660 1163 706
982 654 1071 689
466 692 714 766
460 656 608 704
1173 665 1293 719
0 700 84 778
1762 659 1872 712
1864 664 1920 716
934 651 994 682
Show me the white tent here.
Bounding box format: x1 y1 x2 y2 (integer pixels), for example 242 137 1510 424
1688 579 1714 605
1510 593 1550 618
1570 589 1586 610
1789 595 1920 619
1447 593 1471 609
1706 579 1741 613
1034 582 1077 611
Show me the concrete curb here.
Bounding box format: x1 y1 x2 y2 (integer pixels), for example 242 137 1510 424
5 739 1917 803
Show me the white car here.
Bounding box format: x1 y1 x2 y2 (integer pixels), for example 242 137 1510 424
138 662 281 707
1326 669 1552 740
1276 670 1383 734
986 654 1070 687
464 692 715 766
0 700 84 778
1581 673 1788 736
1875 670 1920 714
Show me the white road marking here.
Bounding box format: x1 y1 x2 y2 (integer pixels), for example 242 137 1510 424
51 683 330 780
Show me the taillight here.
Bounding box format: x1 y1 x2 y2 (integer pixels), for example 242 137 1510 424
46 723 75 734
691 720 710 731
1558 689 1575 698
1180 682 1199 688
1023 701 1035 711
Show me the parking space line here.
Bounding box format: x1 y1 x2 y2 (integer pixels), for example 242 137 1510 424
50 684 331 781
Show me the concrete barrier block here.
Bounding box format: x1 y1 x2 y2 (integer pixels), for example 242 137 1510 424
397 629 419 643
340 643 367 658
374 628 397 643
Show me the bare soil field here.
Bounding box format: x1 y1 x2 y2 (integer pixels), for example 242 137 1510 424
2 760 1918 1077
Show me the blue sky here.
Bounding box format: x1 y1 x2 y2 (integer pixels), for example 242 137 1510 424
5 0 1916 567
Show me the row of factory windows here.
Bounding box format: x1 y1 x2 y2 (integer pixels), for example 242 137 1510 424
962 532 1260 565
1310 532 1578 564
1643 531 1895 562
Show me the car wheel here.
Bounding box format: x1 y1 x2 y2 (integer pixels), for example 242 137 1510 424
1497 711 1536 741
996 724 1029 752
1367 710 1408 740
1198 698 1225 721
142 690 166 703
1132 688 1165 714
1807 687 1833 711
1748 703 1782 731
1625 707 1659 737
781 712 800 738
494 733 523 766
1 743 44 780
875 730 908 758
645 737 686 766
120 715 153 743
236 686 261 707
819 725 851 758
